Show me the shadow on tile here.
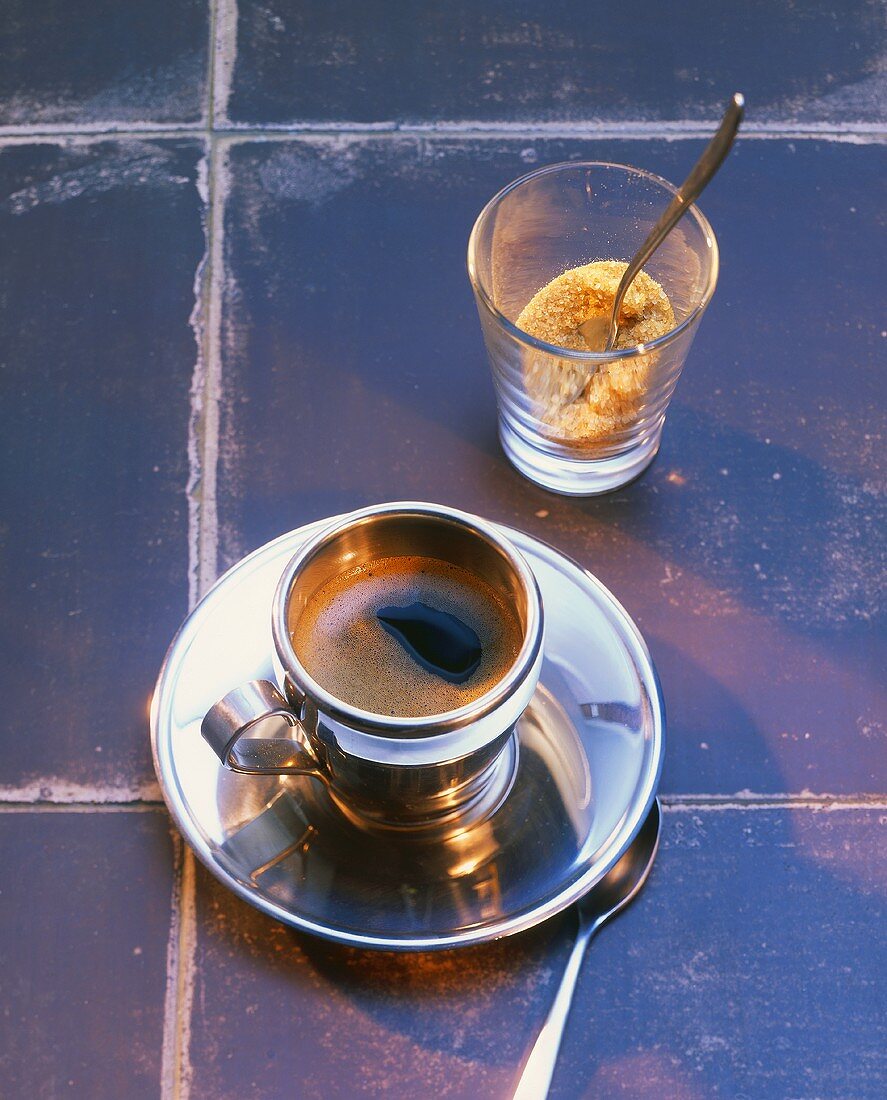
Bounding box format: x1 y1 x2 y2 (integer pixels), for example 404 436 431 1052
190 860 573 1098
292 911 573 1065
648 634 773 794
575 403 884 643
190 807 887 1098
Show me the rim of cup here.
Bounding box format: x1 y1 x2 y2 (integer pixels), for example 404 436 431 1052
271 501 544 736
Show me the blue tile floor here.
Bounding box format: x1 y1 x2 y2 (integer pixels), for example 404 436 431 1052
188 810 885 1099
220 1 886 128
0 2 884 1097
0 139 203 795
0 810 176 1097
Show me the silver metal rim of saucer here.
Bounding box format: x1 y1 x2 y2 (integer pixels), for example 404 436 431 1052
151 516 664 951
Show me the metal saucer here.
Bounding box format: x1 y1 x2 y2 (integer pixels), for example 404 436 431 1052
151 519 664 951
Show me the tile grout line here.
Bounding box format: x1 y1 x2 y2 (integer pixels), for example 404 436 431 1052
661 795 887 812
162 5 233 1095
0 123 207 140
184 139 212 612
0 121 884 145
205 0 220 133
213 0 238 128
0 802 165 813
0 791 885 811
161 8 216 1090
169 845 197 1100
410 118 887 139
214 120 887 143
0 780 161 803
159 134 214 1100
193 139 228 604
160 834 184 1100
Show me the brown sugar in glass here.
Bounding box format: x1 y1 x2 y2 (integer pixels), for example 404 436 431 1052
468 162 719 495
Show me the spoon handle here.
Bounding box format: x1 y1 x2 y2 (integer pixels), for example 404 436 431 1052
605 92 745 350
512 920 596 1100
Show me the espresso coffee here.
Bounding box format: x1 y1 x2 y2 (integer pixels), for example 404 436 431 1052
290 555 523 717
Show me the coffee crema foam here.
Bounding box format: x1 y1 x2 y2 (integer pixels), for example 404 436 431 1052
290 555 522 718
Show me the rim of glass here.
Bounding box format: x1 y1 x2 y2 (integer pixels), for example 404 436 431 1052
467 159 720 362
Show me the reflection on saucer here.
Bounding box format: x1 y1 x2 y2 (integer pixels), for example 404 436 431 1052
153 519 662 948
211 686 600 938
519 676 592 837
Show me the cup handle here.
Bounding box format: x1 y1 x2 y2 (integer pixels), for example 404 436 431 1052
200 680 322 776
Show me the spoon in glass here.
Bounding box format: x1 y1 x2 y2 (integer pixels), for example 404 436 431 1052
576 93 744 366
512 798 662 1100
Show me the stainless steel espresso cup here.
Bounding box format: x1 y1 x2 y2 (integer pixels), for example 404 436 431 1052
201 502 544 827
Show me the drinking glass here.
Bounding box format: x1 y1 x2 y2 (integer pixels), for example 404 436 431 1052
467 161 719 495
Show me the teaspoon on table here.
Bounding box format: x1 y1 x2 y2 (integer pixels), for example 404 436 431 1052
572 93 744 389
511 798 662 1100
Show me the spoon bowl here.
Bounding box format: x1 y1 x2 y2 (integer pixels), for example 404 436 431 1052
578 795 662 929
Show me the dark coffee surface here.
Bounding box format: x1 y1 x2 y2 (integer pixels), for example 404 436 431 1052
376 601 483 684
290 555 521 717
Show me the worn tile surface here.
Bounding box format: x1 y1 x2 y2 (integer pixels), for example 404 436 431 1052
0 810 175 1098
0 0 209 129
221 1 887 127
215 135 886 796
189 808 886 1098
0 139 203 793
190 857 573 1099
547 807 887 1100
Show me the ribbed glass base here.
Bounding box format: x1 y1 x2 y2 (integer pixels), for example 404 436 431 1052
499 417 663 496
